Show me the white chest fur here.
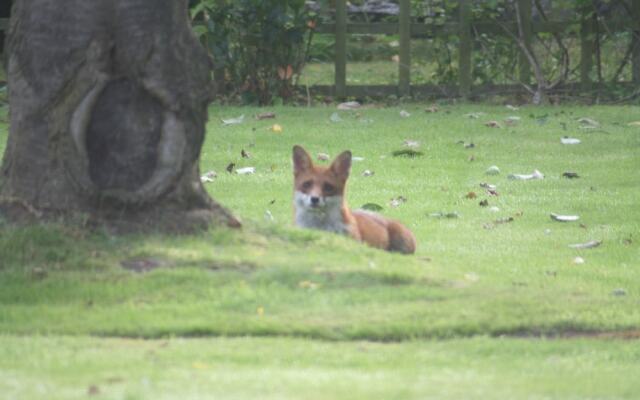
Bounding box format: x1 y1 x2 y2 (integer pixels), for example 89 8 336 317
294 191 347 234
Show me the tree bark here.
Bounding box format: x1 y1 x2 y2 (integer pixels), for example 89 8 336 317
0 0 239 231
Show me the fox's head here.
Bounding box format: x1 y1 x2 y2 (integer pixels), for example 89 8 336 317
292 145 352 211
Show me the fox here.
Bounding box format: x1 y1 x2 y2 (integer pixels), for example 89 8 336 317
292 145 416 254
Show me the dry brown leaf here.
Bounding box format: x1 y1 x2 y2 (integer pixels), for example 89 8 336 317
256 112 276 120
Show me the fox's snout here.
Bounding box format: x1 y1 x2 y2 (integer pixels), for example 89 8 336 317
295 191 335 211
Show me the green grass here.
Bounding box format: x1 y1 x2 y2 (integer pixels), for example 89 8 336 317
2 335 640 400
1 104 639 398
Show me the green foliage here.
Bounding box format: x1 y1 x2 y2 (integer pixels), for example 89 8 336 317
190 0 316 105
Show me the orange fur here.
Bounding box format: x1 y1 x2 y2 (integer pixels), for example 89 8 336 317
293 145 416 254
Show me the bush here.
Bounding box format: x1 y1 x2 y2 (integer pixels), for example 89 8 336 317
191 0 316 105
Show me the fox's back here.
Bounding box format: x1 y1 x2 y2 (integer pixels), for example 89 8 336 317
352 210 416 254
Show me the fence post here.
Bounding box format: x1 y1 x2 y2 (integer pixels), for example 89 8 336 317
517 0 532 85
580 5 594 92
398 0 411 97
632 0 640 83
335 0 347 98
458 0 471 98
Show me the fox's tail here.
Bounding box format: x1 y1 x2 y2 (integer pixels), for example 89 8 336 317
387 221 417 254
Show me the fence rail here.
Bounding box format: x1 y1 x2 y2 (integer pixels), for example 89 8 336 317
314 0 640 99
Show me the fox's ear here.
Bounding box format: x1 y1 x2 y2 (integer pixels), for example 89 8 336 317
330 150 352 178
293 145 313 175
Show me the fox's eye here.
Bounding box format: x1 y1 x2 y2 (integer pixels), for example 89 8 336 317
302 180 313 190
323 183 336 194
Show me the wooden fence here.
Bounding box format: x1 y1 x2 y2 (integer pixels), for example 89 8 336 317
2 0 639 99
311 0 640 98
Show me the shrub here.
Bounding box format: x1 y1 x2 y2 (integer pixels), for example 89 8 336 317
191 0 316 105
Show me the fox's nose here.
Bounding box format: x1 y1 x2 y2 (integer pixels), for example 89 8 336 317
310 196 320 205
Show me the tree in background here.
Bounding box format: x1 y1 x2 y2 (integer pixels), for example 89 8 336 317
0 0 239 231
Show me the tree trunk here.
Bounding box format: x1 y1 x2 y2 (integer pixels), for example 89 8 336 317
1 0 239 231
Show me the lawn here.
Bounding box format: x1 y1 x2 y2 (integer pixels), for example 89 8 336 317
1 102 639 399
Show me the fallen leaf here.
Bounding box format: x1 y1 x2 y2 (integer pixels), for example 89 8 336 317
550 213 579 222
236 167 255 175
361 203 383 211
465 112 486 119
389 196 407 208
121 258 168 273
392 149 423 157
430 211 459 219
192 362 209 370
362 170 374 177
264 210 274 221
611 288 626 296
527 113 548 125
485 120 501 128
568 240 601 249
241 149 251 158
399 110 411 118
298 280 319 290
221 115 245 125
255 112 276 120
577 117 599 128
465 192 477 199
88 385 100 396
403 139 420 148
271 124 283 133
425 105 439 113
572 256 585 265
508 170 544 180
200 171 217 182
337 101 361 110
317 153 330 161
504 116 521 125
562 172 580 179
561 136 581 145
226 163 235 173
